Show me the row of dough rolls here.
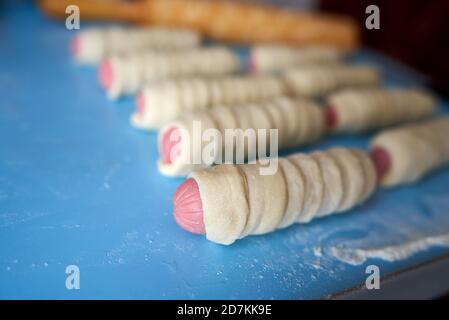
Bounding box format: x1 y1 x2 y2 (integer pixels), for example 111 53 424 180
72 26 201 65
99 47 241 99
177 147 376 245
132 75 286 130
174 119 449 245
132 63 383 130
157 87 439 177
158 97 325 177
371 118 449 187
326 88 437 133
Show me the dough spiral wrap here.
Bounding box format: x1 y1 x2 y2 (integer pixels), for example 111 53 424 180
190 148 376 245
250 45 342 73
158 97 325 177
371 118 449 187
327 88 436 133
284 65 381 98
103 47 240 99
132 75 287 130
73 26 201 65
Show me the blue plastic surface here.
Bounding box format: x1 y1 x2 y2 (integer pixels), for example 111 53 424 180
1 3 449 299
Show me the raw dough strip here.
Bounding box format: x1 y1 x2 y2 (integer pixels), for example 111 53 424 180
190 165 249 245
284 65 381 98
72 26 201 65
326 88 437 133
99 47 241 99
250 45 343 73
131 75 286 130
176 147 376 245
370 118 449 187
158 97 325 177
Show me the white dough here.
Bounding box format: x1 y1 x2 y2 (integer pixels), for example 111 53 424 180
328 148 365 212
352 149 377 202
304 100 326 143
73 26 201 65
251 45 343 73
311 151 344 217
287 154 324 223
271 98 300 147
277 158 306 229
284 65 381 98
327 88 437 133
106 47 241 99
371 118 449 187
132 75 286 130
131 81 181 130
239 163 287 237
262 100 288 146
190 165 249 245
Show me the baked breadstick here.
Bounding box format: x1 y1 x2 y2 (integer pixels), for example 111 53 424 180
250 45 343 73
132 75 287 130
72 26 201 65
370 118 449 187
326 88 437 133
284 65 381 98
173 147 376 245
41 0 359 50
99 47 240 99
158 97 325 177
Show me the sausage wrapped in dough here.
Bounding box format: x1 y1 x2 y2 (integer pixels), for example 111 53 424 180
173 148 377 245
284 65 381 98
326 88 437 133
370 118 449 187
250 45 343 73
158 97 325 177
72 26 201 65
99 47 240 99
132 75 286 130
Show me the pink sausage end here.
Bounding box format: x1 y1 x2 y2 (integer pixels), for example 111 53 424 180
99 59 114 90
136 91 146 116
370 146 391 182
71 36 81 58
325 104 338 130
162 127 182 164
173 178 206 235
249 51 257 74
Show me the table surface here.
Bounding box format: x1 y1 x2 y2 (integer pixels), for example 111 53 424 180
1 2 449 299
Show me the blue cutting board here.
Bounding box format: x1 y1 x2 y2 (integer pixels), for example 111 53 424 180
1 2 449 299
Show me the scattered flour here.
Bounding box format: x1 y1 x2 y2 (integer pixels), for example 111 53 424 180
313 247 322 257
330 232 449 266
